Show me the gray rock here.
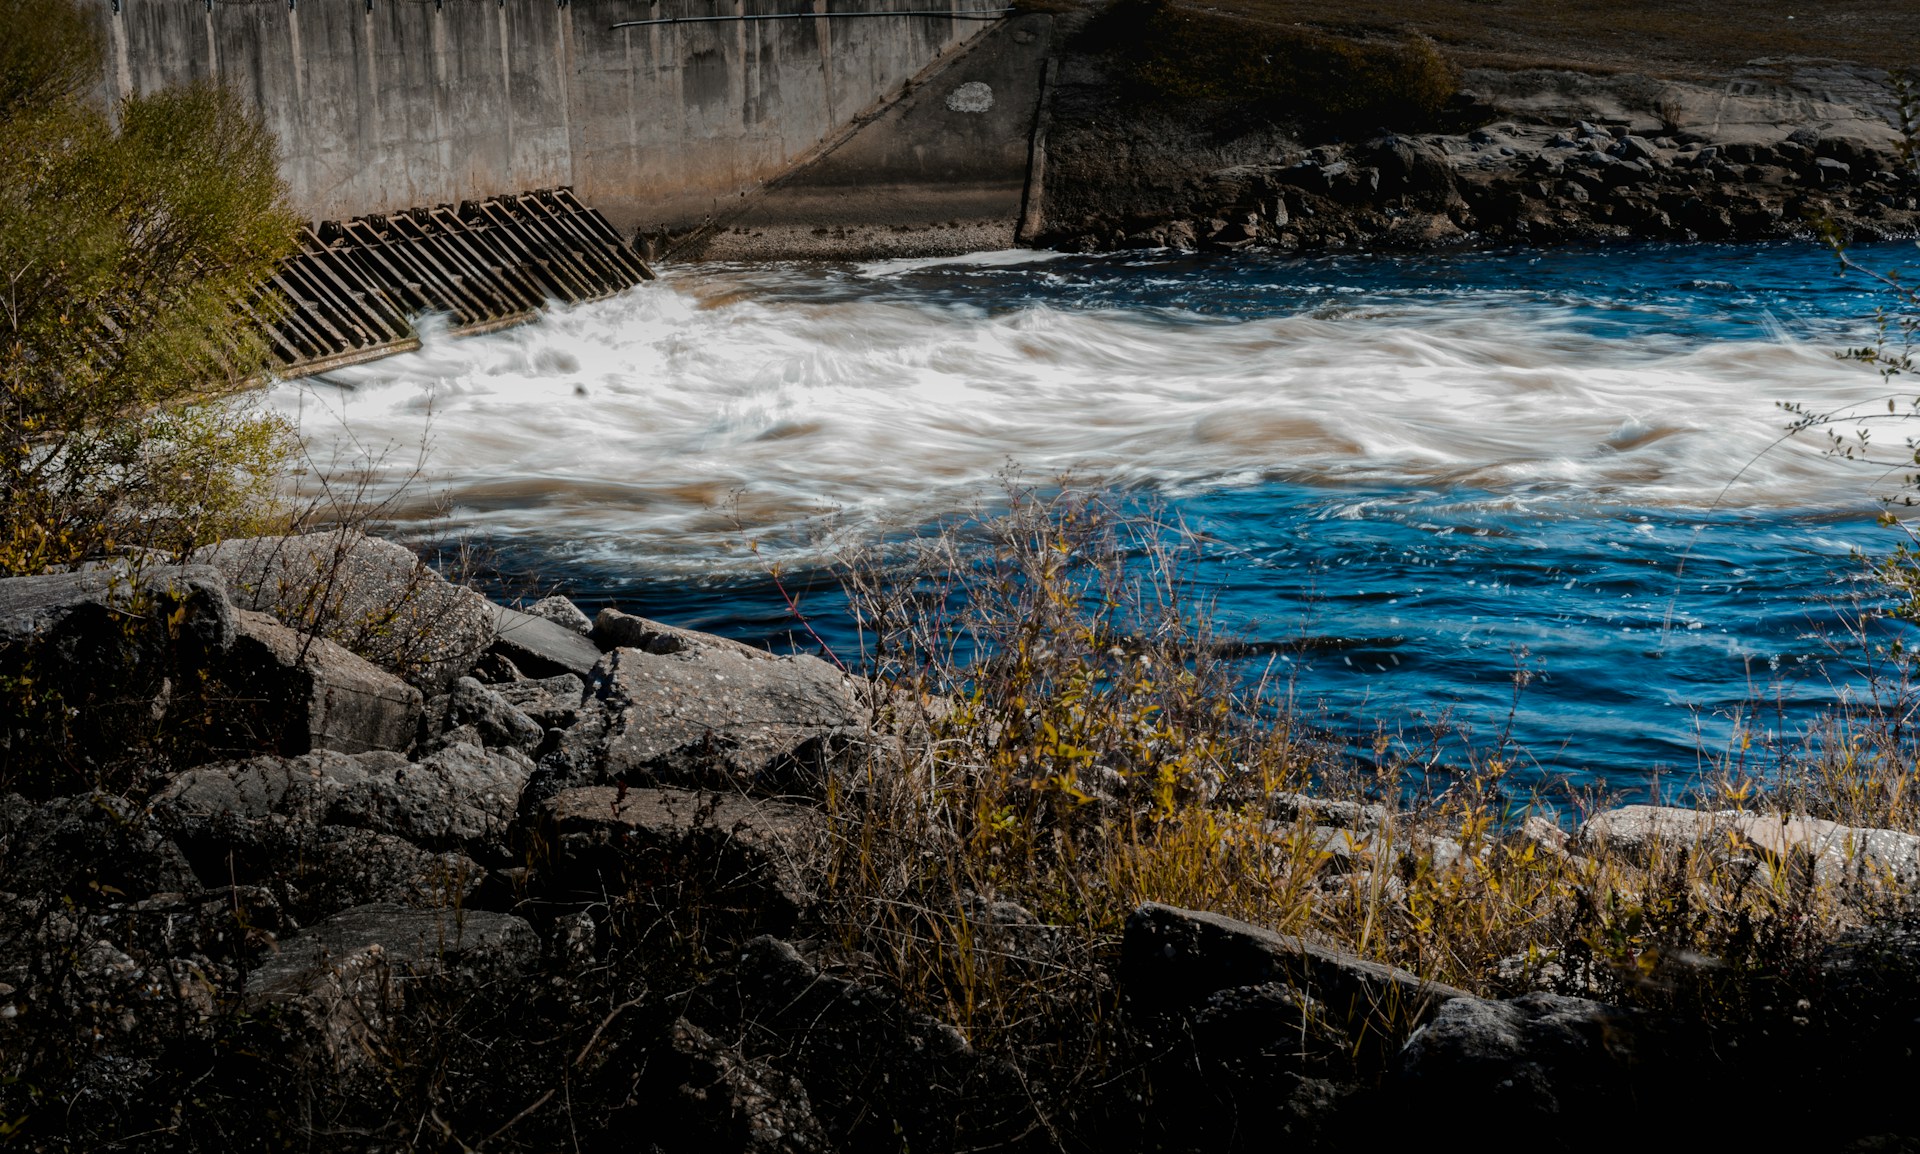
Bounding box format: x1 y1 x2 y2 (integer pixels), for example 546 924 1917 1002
0 565 236 777
585 642 866 794
1815 156 1853 182
488 601 603 679
293 826 485 914
526 594 593 636
491 673 586 730
533 785 828 930
1123 903 1468 1028
1614 134 1658 161
193 532 495 694
156 744 530 868
0 564 232 652
438 676 544 753
226 609 423 756
1398 991 1635 1117
244 903 537 1070
0 793 196 913
1581 804 1920 888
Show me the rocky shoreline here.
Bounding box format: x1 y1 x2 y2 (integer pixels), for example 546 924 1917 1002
1039 54 1920 253
7 531 1920 1149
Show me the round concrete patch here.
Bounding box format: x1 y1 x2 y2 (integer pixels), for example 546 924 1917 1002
945 81 994 114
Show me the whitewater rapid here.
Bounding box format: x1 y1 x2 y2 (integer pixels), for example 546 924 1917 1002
269 248 1893 571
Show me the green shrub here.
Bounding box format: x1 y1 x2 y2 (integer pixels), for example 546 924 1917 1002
0 0 300 577
1097 0 1459 133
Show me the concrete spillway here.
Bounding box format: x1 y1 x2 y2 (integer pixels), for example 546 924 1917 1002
265 188 653 378
93 0 1006 236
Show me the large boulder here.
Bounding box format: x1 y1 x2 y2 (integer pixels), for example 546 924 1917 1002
531 786 828 934
192 532 495 693
581 639 866 796
1395 992 1664 1133
0 565 235 789
221 609 423 758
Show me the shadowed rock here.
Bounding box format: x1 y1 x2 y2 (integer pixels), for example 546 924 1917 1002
686 937 1043 1154
225 609 423 757
532 786 828 933
632 1017 835 1154
1123 903 1469 1027
243 903 537 1071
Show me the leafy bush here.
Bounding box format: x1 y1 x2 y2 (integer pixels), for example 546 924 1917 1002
1095 0 1459 133
0 0 299 577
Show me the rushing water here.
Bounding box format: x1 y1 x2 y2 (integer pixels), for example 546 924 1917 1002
272 241 1920 799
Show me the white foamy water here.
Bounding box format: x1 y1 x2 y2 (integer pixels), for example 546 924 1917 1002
268 254 1892 569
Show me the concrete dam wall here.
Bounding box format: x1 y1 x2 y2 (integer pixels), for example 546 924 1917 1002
91 0 1006 235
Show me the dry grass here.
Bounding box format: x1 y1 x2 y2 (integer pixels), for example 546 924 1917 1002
811 483 1920 1080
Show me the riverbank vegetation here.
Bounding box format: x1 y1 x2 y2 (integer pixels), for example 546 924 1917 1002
9 2 1920 1146
0 0 299 578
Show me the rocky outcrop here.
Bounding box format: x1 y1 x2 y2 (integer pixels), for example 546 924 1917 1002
1043 57 1920 252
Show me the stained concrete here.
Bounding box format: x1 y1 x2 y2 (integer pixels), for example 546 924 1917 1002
91 0 1003 236
699 11 1055 259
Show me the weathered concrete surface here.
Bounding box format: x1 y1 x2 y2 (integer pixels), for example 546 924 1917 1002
700 12 1056 259
93 0 1004 235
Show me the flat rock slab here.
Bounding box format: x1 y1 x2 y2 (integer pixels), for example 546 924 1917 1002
489 601 603 679
535 786 828 929
590 643 864 794
1124 903 1469 1029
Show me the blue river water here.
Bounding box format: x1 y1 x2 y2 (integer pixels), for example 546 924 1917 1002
277 241 1920 800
